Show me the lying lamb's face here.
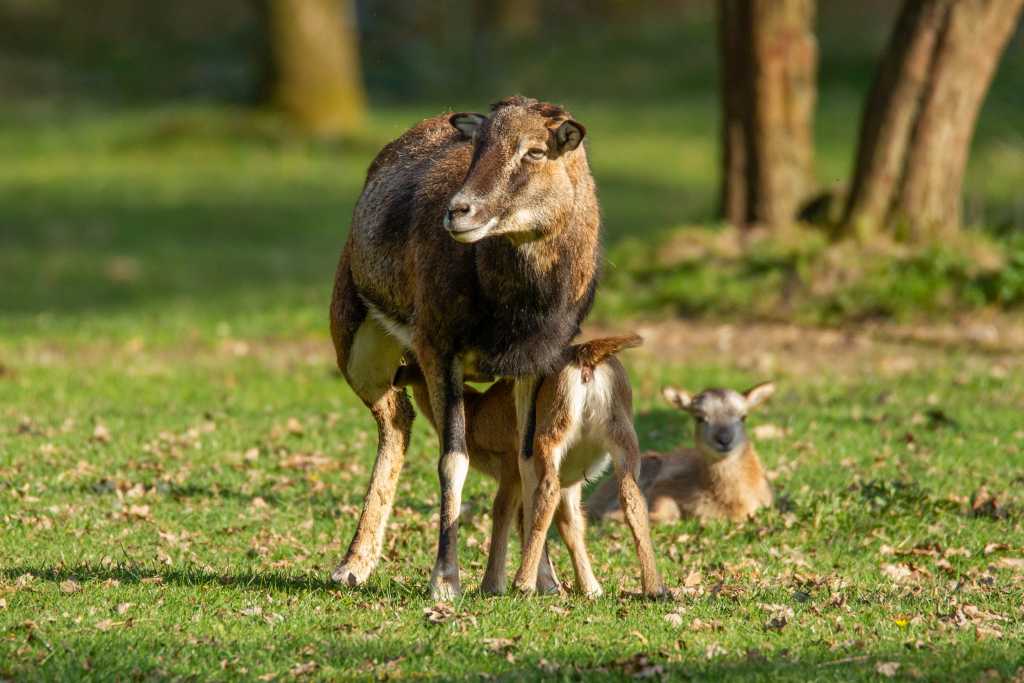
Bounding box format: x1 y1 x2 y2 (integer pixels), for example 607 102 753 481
662 383 775 460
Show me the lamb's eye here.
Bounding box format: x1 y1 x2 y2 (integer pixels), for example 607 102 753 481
525 148 546 161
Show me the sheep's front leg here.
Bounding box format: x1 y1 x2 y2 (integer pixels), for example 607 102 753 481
420 348 469 600
610 420 666 598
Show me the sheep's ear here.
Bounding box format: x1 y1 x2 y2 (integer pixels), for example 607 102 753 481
743 381 776 410
450 112 487 139
554 119 585 153
662 386 693 412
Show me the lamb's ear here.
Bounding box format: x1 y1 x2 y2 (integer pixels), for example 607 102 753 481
554 119 586 153
743 381 776 410
662 386 693 412
450 113 487 139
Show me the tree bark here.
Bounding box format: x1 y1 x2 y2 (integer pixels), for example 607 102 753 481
718 0 817 230
495 0 540 35
265 0 366 136
843 0 1024 240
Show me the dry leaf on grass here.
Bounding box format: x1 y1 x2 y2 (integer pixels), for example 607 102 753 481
59 579 81 594
289 661 317 677
753 424 786 440
875 661 901 677
423 603 456 625
683 570 702 587
994 557 1024 570
663 612 684 628
92 424 111 444
94 619 122 632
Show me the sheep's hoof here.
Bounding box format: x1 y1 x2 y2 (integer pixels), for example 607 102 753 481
479 577 507 596
330 555 374 587
430 568 461 601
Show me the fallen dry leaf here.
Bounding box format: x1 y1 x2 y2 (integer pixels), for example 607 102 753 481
289 661 317 677
663 612 684 628
116 603 132 615
876 661 901 677
753 424 786 440
250 497 269 510
683 570 702 588
94 619 121 632
286 418 304 435
60 579 81 594
994 557 1024 570
423 603 455 625
92 423 111 444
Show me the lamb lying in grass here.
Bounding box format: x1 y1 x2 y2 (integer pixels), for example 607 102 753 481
587 382 775 523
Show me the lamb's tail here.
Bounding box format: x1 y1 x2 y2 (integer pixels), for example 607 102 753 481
570 334 643 371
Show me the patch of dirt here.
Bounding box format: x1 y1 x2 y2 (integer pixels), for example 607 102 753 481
584 315 1024 378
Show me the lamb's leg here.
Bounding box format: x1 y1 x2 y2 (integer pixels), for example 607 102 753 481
515 505 560 593
330 314 411 587
419 347 470 601
555 481 602 598
480 479 518 595
513 444 563 593
609 419 666 598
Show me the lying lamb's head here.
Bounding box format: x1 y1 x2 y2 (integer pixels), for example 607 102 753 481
662 382 775 460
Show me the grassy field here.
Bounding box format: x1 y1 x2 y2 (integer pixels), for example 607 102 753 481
3 7 1024 680
3 319 1024 680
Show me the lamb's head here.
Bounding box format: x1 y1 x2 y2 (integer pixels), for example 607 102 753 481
445 96 587 244
662 382 775 460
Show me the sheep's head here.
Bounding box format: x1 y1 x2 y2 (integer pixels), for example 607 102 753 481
445 96 586 244
662 382 775 460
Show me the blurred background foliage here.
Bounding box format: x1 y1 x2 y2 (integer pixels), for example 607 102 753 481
0 0 1022 335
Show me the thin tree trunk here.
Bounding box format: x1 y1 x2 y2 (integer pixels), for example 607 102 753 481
718 0 817 230
265 0 366 136
843 0 1024 240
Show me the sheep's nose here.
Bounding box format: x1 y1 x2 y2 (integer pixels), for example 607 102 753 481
446 200 474 222
713 428 735 451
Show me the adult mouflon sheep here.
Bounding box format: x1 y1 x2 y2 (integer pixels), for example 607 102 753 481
329 96 601 598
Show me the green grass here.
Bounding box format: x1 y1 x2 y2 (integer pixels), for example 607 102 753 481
3 329 1024 680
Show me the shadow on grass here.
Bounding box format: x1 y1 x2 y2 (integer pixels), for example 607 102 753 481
0 562 418 599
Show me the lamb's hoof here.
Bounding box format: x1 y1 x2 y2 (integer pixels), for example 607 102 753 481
430 570 461 601
644 585 671 601
581 584 604 600
331 556 374 587
512 578 536 596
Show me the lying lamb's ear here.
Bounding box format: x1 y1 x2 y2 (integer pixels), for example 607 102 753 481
743 381 776 410
450 113 487 139
554 119 586 153
662 386 693 412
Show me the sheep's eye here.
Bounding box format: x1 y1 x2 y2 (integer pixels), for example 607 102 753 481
696 416 707 425
525 148 547 161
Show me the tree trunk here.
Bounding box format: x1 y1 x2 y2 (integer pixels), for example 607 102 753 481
843 0 1024 240
718 0 817 230
265 0 366 136
495 0 540 35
